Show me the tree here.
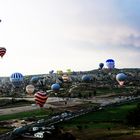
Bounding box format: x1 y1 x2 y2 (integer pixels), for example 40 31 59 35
126 103 140 127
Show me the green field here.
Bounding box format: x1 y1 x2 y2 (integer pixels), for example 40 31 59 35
60 102 138 128
59 102 140 140
0 108 51 121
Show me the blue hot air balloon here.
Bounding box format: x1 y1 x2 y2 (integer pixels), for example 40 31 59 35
99 63 104 69
51 83 60 92
116 73 127 86
82 75 92 82
49 70 54 74
106 59 115 70
10 72 24 88
30 76 40 85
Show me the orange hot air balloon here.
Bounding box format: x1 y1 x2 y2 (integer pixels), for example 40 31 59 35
34 91 48 107
26 84 35 95
0 47 6 58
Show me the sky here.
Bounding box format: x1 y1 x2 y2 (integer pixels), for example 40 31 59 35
0 0 140 76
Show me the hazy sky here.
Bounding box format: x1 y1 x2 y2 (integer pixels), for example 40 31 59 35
0 0 140 76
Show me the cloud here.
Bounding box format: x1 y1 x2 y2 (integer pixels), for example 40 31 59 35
120 34 140 48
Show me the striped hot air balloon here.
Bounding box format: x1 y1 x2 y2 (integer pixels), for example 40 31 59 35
10 72 24 88
0 47 6 58
34 91 48 107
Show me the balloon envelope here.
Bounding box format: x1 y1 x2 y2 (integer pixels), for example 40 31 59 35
62 74 69 82
0 47 6 58
106 59 115 69
34 91 48 107
82 75 92 82
67 69 72 75
10 72 24 88
49 70 54 74
26 84 35 95
99 63 104 69
51 83 60 92
57 70 63 75
30 76 39 84
116 73 127 86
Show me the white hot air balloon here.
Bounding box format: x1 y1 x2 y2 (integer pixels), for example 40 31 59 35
26 84 35 95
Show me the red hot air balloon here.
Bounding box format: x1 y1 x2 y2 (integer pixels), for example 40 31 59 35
0 47 6 58
34 91 48 107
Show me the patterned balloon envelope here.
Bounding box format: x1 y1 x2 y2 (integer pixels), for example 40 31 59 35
0 47 6 58
34 91 48 107
10 72 24 88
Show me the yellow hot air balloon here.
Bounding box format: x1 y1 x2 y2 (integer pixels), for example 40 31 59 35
57 70 63 75
67 69 72 75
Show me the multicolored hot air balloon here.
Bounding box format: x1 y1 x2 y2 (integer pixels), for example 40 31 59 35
26 84 35 95
10 72 24 88
0 47 6 58
34 91 48 107
51 83 60 93
62 74 70 82
99 63 104 69
116 73 127 86
106 59 115 70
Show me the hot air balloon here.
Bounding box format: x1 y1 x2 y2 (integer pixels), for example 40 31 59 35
0 47 6 58
99 63 104 69
67 69 72 75
30 76 40 85
57 70 63 75
82 75 92 83
51 83 60 93
34 91 48 107
56 76 64 84
26 84 35 95
62 74 70 82
116 73 127 86
10 72 24 88
49 70 54 74
106 59 115 70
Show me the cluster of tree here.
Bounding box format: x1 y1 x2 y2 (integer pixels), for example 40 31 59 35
126 103 140 127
